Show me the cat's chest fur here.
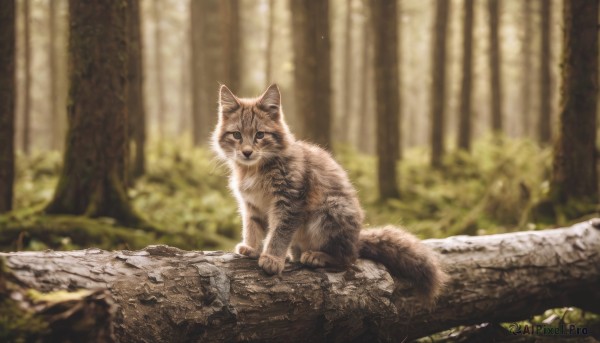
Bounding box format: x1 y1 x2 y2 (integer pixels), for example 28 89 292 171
232 169 272 213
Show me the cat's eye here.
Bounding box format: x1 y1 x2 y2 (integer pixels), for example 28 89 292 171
255 131 265 139
232 131 242 140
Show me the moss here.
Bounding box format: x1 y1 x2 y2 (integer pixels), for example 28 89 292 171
27 289 93 304
0 259 49 341
0 298 48 342
0 214 155 251
0 212 236 252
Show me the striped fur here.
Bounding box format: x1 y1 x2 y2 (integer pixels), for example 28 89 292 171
212 84 447 303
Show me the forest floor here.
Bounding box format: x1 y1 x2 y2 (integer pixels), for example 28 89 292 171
1 135 598 252
1 135 599 341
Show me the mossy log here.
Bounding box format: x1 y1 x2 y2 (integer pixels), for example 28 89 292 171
1 220 599 342
0 214 236 251
0 259 114 342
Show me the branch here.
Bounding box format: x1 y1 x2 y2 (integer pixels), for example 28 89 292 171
2 220 599 342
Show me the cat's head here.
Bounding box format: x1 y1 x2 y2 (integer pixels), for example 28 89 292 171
212 84 293 167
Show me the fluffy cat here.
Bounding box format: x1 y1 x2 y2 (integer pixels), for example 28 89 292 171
212 84 447 303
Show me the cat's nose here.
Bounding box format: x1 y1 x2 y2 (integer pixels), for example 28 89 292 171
242 149 253 158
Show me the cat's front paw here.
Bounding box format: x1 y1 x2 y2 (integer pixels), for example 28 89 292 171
258 253 285 275
236 243 259 258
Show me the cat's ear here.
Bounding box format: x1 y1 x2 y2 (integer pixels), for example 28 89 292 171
219 85 240 116
258 84 281 120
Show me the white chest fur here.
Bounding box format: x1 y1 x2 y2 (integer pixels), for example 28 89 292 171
231 173 272 214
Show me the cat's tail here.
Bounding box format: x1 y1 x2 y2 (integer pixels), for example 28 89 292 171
358 226 448 304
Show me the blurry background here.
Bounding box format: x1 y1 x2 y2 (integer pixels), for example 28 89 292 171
13 0 563 151
2 0 597 253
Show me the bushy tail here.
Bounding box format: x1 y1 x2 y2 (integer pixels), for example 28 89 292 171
358 226 448 304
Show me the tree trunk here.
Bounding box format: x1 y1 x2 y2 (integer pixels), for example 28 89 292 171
45 0 146 228
0 0 16 213
339 0 353 144
178 23 190 136
22 0 31 154
2 220 599 342
357 0 373 155
49 0 60 151
488 0 502 134
430 0 449 167
538 0 552 144
521 0 533 138
221 0 241 93
550 0 599 206
127 0 146 180
190 0 223 146
152 0 165 138
265 0 275 84
290 0 332 149
458 0 474 152
370 0 400 199
190 0 202 145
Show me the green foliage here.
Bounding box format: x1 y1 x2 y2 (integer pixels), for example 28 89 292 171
8 139 239 252
132 140 241 244
421 307 599 341
4 135 596 252
0 259 49 342
337 135 557 238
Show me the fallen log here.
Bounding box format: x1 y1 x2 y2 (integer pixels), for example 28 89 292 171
1 220 599 342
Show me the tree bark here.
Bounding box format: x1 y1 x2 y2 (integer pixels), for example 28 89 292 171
49 0 60 151
370 0 400 199
538 0 552 144
551 0 599 206
22 0 31 154
488 0 503 134
339 0 353 144
152 0 166 138
290 0 332 149
127 0 146 180
357 0 373 155
2 220 600 342
190 0 202 146
265 0 275 84
521 0 533 138
221 0 241 93
0 0 16 213
190 0 223 146
458 0 473 152
45 0 146 228
430 0 449 168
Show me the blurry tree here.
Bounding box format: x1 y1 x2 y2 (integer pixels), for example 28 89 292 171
430 0 449 167
152 0 165 138
265 0 275 83
538 0 552 144
521 0 533 137
550 0 598 207
128 0 146 180
46 0 145 227
49 0 60 150
22 0 31 154
357 0 373 155
339 0 353 144
0 0 16 213
290 0 332 148
191 0 223 146
457 0 473 152
179 21 190 135
221 0 241 92
370 0 400 199
488 0 502 134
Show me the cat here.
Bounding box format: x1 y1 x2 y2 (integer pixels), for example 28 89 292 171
212 84 447 303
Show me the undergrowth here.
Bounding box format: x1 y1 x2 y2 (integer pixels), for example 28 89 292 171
4 135 594 251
